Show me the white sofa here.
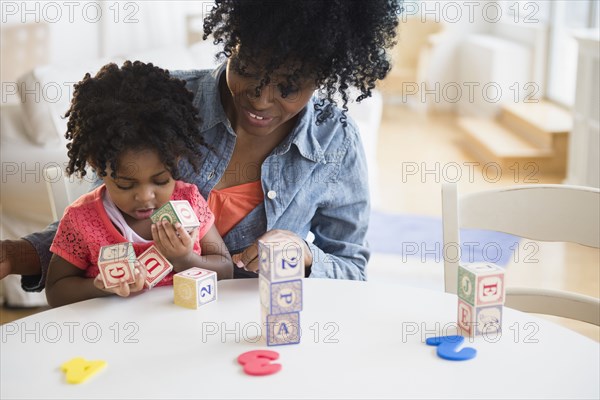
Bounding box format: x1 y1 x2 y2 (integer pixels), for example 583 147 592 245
0 42 383 306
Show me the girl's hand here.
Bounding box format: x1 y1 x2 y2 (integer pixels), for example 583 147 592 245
151 220 199 263
232 229 313 274
93 260 147 297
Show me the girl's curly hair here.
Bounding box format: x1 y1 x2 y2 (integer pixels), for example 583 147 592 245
203 0 403 124
64 60 205 179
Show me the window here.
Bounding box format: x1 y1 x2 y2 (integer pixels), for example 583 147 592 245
546 0 599 108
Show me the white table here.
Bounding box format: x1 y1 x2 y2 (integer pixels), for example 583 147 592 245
1 279 598 399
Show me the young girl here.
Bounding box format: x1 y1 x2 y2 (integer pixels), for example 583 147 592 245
45 61 233 307
4 0 402 288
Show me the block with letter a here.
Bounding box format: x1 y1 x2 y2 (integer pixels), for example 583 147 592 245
264 312 301 346
137 245 173 289
173 267 217 309
258 239 304 346
150 200 200 233
457 263 505 337
97 242 137 289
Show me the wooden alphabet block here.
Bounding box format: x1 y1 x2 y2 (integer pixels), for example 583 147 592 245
151 200 200 232
173 267 217 309
262 309 301 346
458 299 503 337
137 245 173 289
259 275 303 315
458 263 505 306
97 243 136 289
258 239 304 283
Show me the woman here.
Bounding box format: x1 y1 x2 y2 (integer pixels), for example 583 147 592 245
1 0 402 289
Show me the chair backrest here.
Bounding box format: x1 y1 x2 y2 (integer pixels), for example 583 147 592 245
441 183 600 325
44 166 92 220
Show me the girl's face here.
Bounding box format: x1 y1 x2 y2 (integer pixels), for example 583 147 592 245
224 56 316 139
101 149 175 223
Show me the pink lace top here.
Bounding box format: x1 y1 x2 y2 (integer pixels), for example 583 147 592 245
50 180 214 287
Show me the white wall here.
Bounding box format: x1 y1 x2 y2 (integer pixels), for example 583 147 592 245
401 1 492 112
406 1 549 112
1 0 210 69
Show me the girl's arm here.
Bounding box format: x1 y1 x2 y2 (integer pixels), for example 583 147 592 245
45 254 146 307
152 222 233 280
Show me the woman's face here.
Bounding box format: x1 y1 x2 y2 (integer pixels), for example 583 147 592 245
224 56 316 139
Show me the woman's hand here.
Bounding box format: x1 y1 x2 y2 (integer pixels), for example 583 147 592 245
93 260 147 297
232 229 313 274
151 220 199 264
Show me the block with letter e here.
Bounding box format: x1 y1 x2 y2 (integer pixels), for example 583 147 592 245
173 267 217 309
97 243 136 289
150 200 199 233
457 263 505 336
137 245 173 289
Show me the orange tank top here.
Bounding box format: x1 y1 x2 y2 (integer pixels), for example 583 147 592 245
208 180 264 237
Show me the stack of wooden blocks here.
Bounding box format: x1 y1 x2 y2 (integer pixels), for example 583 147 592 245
457 263 505 337
258 240 304 346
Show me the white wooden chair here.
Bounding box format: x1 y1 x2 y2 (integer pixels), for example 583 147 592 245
442 183 600 326
44 166 93 220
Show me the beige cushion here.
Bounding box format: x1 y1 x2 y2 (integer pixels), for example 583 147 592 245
14 46 218 147
17 58 126 146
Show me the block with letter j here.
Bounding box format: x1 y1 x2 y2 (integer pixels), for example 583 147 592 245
97 243 136 289
150 200 199 233
173 267 217 309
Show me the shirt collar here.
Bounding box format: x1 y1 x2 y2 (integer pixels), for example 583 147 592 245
273 96 325 164
194 62 231 134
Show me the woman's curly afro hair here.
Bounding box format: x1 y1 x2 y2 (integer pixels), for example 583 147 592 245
64 60 205 179
203 0 403 124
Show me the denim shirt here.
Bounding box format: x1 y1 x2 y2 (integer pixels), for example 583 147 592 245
22 63 370 291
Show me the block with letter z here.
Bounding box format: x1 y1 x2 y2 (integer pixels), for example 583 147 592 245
173 267 217 309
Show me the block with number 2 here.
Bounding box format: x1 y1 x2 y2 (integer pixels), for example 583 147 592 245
173 267 217 309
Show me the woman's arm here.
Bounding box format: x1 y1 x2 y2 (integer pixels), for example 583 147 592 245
9 174 104 292
45 254 146 307
232 124 369 281
305 129 370 281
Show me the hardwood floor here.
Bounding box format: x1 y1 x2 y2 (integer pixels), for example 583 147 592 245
377 103 598 342
1 102 598 342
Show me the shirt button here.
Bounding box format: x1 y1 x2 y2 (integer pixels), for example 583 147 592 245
207 171 215 180
267 190 277 199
